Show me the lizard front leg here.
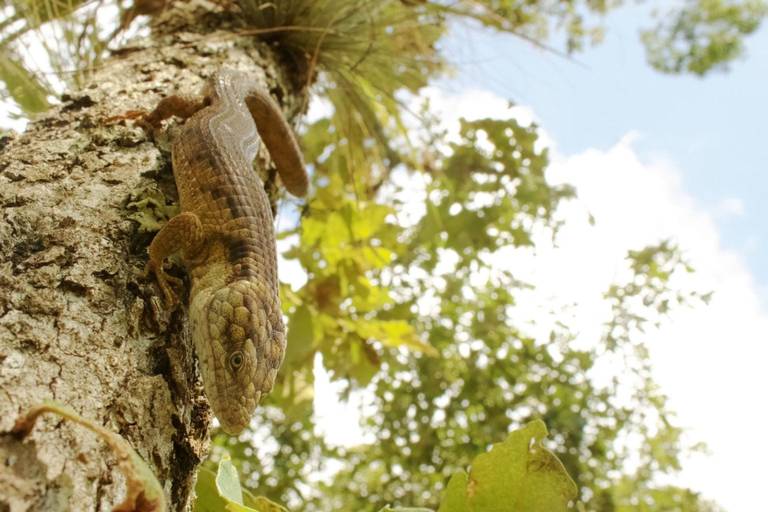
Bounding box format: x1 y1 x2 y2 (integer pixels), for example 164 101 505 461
145 211 205 306
140 93 209 305
142 94 208 132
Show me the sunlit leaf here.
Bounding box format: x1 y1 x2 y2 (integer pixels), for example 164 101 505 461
351 319 438 356
0 51 50 114
195 455 288 512
217 454 245 505
378 507 434 512
439 420 577 512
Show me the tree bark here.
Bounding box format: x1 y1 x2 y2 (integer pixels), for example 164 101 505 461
0 5 305 510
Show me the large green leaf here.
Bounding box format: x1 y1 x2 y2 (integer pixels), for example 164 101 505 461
438 420 577 512
194 454 288 512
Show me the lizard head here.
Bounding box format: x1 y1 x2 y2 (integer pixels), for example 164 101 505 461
191 280 286 435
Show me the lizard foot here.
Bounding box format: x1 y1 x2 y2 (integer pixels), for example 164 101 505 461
143 261 182 307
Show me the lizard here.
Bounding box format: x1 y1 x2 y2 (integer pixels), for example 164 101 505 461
139 69 308 435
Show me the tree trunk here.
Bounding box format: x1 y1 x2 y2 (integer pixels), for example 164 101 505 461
0 6 305 510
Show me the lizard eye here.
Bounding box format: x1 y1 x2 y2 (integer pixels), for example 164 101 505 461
229 351 244 371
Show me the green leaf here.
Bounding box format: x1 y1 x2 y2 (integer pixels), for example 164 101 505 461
350 203 392 239
642 0 767 75
437 472 470 512
347 339 379 386
275 363 315 418
320 211 350 265
378 507 434 512
300 217 325 246
195 455 288 512
285 304 314 367
243 495 289 512
350 319 439 356
216 454 244 505
350 276 393 310
439 420 577 512
194 467 224 512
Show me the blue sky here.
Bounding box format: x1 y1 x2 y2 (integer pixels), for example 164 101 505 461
441 7 768 303
426 8 768 511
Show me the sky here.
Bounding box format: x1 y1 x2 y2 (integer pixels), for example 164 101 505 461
407 8 768 512
440 6 768 305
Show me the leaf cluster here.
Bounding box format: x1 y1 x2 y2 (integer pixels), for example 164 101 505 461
642 0 768 75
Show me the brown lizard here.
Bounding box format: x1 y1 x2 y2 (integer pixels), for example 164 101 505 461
140 70 308 434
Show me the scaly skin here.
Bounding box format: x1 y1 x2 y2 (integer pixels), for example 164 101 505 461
142 70 307 434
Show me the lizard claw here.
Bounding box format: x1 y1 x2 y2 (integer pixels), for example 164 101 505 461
143 261 182 307
103 109 161 140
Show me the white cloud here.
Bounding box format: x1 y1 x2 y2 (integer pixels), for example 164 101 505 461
528 133 768 512
420 86 536 124
416 86 553 149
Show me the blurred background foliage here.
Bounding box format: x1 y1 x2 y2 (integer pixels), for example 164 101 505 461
1 0 763 510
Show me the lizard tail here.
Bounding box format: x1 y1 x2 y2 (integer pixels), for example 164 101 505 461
245 92 309 198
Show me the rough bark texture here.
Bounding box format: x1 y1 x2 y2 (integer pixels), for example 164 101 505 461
0 4 305 511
